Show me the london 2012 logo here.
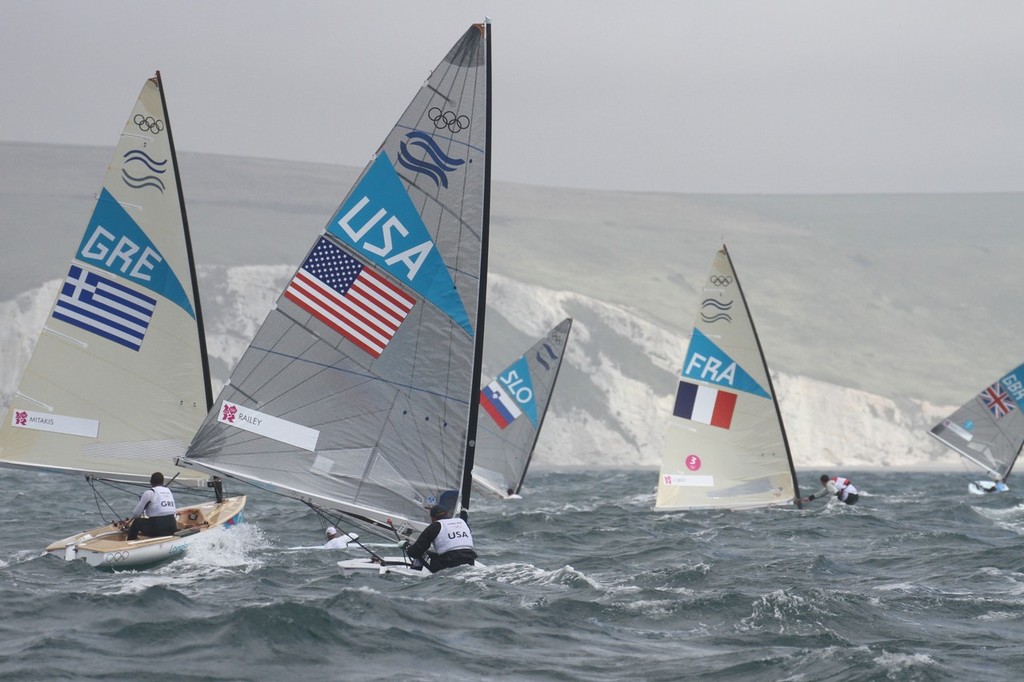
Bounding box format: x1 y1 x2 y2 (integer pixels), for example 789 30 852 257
14 411 27 426
221 404 237 423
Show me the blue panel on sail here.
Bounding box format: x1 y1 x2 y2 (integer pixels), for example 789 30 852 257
999 364 1024 403
327 153 472 336
682 328 769 399
76 188 195 318
499 356 538 427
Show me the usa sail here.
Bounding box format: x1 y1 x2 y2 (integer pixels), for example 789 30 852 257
180 24 491 555
929 363 1024 494
0 73 245 567
655 245 801 510
473 318 572 499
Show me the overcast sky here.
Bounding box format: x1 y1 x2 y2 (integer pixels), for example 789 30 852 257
2 1 1022 194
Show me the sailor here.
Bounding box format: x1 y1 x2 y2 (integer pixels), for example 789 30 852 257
403 505 477 572
120 472 178 540
797 474 860 506
323 526 358 549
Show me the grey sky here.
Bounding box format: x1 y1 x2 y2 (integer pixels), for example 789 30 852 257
2 0 1022 194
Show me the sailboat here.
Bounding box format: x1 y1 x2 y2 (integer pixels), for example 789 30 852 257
473 318 572 499
179 23 491 576
929 363 1024 494
0 73 245 568
655 245 801 510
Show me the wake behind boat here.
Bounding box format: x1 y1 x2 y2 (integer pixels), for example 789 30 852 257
179 23 492 575
0 73 245 568
929 362 1024 494
655 245 801 511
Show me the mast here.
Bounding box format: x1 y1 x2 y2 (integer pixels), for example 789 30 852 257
459 20 491 523
722 244 802 506
156 70 214 413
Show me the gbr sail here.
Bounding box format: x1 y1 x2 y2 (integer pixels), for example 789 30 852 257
473 318 572 498
180 24 491 540
0 72 213 487
655 245 800 510
929 363 1024 485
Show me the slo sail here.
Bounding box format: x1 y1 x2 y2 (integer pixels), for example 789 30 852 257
655 245 801 510
929 363 1024 494
0 73 245 568
473 318 572 499
179 23 491 575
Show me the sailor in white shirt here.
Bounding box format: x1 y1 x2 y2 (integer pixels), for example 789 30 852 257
798 474 860 506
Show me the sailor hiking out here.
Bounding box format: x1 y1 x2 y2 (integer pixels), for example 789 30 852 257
797 474 860 506
403 505 477 572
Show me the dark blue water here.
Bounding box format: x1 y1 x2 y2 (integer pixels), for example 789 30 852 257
1 468 1023 681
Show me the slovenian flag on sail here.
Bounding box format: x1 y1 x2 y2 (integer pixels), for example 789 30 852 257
672 379 737 430
480 380 522 429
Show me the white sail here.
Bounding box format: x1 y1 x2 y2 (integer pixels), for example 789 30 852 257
473 318 572 498
655 245 800 510
0 73 213 487
929 363 1024 486
181 24 492 541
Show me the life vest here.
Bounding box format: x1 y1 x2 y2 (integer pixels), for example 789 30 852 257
830 477 858 500
432 517 474 554
144 485 177 517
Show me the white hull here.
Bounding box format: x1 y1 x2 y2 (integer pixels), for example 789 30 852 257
45 495 246 569
337 555 485 577
968 481 1009 495
337 555 429 577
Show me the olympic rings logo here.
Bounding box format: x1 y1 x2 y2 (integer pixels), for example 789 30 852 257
709 275 733 287
104 551 130 563
428 107 470 133
134 114 164 135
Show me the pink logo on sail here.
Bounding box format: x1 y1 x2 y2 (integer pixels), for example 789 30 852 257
14 411 27 426
685 455 702 471
221 404 237 423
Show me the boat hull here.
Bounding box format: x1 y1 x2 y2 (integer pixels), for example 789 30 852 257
337 555 483 577
337 555 429 577
45 495 246 569
968 481 1009 495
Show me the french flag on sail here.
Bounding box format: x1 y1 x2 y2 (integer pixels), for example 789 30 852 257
480 380 522 429
672 380 737 430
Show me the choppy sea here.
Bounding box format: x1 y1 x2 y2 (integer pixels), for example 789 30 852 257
2 468 1023 681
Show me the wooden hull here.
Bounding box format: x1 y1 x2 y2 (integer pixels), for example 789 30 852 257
44 495 246 569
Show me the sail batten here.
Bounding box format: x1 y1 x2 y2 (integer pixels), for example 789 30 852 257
655 245 801 511
182 24 491 536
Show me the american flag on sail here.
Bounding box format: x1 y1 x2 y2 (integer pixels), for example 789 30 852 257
52 265 156 351
980 382 1016 418
284 237 416 358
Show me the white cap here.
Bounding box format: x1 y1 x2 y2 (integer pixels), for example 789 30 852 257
325 526 338 536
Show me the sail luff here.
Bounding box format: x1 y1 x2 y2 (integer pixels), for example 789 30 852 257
157 70 214 413
458 21 492 523
722 245 802 504
513 318 572 495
